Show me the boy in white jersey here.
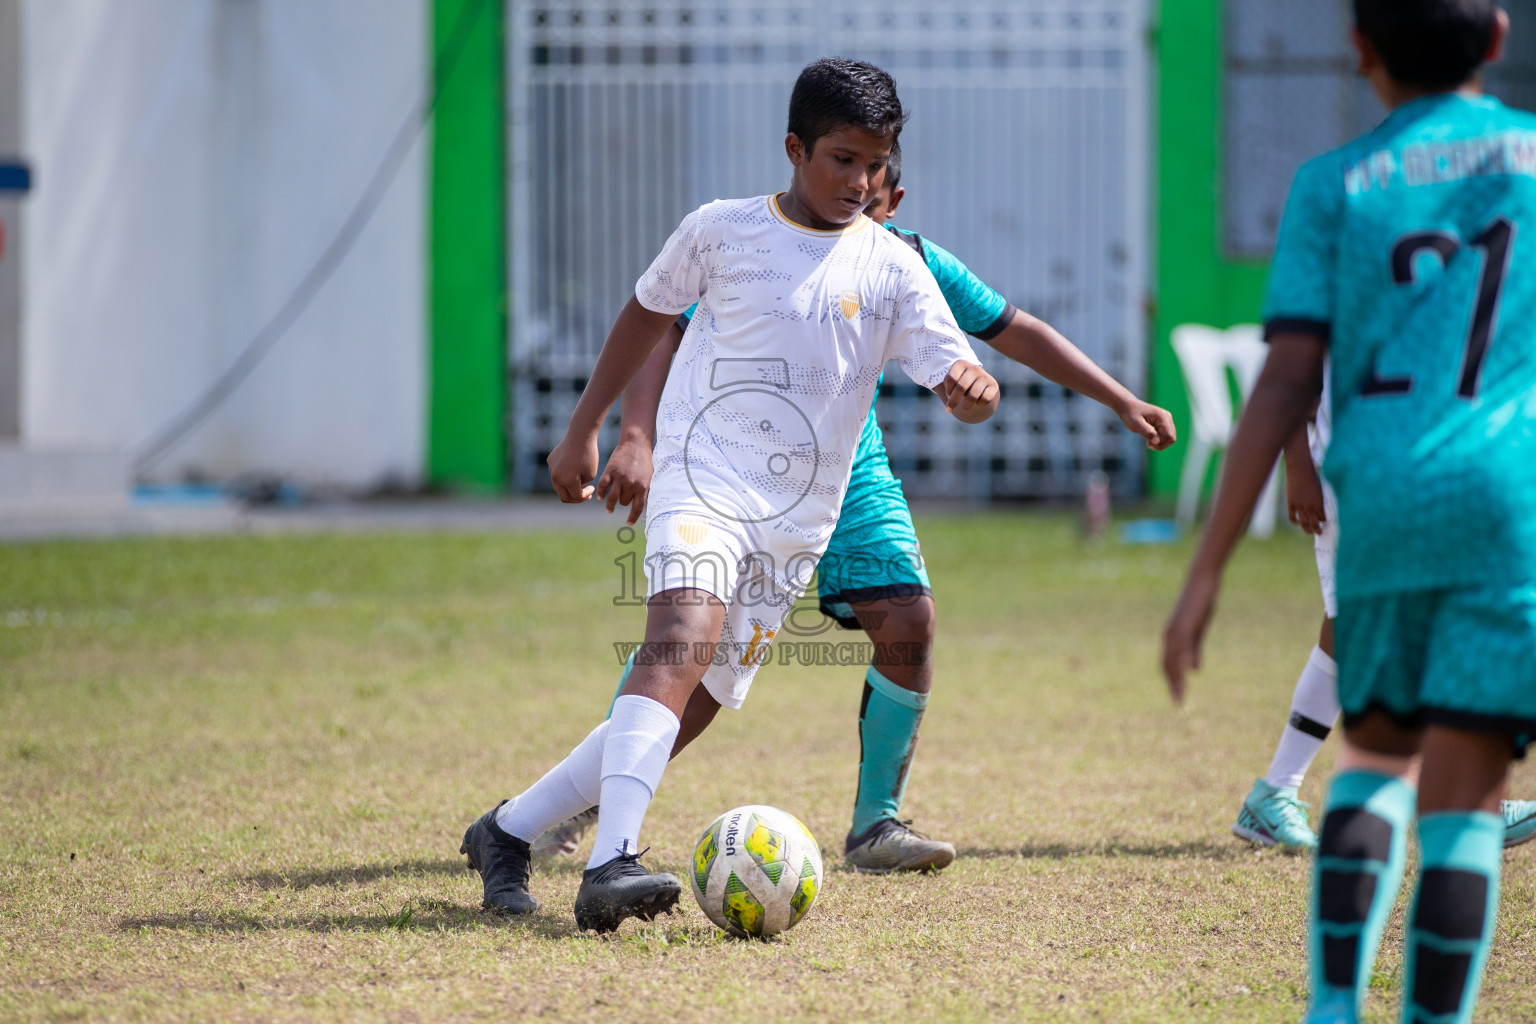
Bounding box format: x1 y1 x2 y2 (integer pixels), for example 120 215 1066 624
458 58 999 932
534 143 1177 873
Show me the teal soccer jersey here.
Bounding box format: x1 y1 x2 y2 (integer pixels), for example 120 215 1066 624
815 225 1014 622
884 225 1014 339
1264 94 1536 599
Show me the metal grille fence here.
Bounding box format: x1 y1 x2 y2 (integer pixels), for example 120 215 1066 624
507 0 1151 499
1225 0 1536 260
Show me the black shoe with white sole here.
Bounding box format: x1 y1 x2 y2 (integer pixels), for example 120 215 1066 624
460 800 538 915
573 848 682 933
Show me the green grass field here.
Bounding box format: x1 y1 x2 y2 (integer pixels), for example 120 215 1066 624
2 513 1532 1023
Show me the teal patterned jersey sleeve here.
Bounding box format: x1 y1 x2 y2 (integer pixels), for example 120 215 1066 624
885 226 1016 340
1262 155 1342 340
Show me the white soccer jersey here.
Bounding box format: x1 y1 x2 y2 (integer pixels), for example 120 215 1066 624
634 194 979 590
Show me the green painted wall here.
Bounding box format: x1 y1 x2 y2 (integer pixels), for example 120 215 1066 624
429 0 507 491
1149 0 1268 495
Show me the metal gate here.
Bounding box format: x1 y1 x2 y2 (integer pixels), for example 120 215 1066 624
1224 0 1536 260
507 0 1151 499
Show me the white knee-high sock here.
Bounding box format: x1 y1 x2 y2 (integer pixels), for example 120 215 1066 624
497 719 609 841
587 694 680 869
1264 645 1340 791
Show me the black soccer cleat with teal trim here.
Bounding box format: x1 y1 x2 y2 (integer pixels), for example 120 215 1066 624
573 848 682 933
460 800 538 915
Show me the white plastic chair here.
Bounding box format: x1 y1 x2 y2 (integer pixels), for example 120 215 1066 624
1170 323 1282 537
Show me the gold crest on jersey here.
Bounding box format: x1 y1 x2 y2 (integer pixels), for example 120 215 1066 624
677 518 711 546
839 290 862 320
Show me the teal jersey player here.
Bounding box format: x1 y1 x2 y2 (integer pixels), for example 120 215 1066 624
1165 6 1530 1023
1267 93 1536 600
817 224 1015 628
1231 95 1536 861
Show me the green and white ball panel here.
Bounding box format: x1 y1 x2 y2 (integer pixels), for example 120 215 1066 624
690 804 824 938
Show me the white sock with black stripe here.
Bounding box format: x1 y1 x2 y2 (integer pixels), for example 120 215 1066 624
1264 644 1340 791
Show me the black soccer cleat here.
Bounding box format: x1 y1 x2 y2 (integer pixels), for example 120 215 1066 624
573 847 682 933
460 800 538 915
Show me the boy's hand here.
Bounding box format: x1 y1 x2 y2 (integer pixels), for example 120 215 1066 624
1161 568 1220 706
595 438 654 525
547 431 600 503
935 360 1000 423
1284 451 1327 536
1118 400 1177 451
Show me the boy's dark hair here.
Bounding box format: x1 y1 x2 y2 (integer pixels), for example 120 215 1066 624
884 139 903 192
1354 0 1499 89
787 57 906 153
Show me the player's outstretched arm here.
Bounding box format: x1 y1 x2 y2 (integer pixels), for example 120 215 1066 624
933 360 1000 423
1283 425 1326 536
547 296 680 503
987 311 1176 450
1161 331 1326 704
593 320 684 524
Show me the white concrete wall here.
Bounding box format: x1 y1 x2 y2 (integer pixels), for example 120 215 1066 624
21 0 426 486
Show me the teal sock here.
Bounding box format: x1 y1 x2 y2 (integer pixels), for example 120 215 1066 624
1309 769 1416 1017
1401 811 1504 1024
850 665 928 836
607 650 637 717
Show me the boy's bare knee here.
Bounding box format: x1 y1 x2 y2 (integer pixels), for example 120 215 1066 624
855 595 935 648
627 589 726 715
1342 710 1421 759
1418 727 1512 814
1339 710 1421 780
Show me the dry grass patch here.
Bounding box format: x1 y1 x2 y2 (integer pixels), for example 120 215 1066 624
1 518 1532 1022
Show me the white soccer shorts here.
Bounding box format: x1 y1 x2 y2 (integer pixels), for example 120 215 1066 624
1315 479 1339 619
643 511 810 710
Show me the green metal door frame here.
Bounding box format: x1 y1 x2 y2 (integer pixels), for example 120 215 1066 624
429 0 507 491
1149 0 1268 496
430 0 1259 497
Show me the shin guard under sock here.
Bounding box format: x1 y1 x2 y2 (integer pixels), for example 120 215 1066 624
1401 811 1503 1024
851 665 928 836
1309 770 1416 1016
587 694 679 868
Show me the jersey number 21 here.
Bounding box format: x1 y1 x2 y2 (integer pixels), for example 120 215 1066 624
1369 217 1517 399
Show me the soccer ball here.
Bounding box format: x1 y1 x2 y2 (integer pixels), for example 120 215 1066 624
690 804 824 938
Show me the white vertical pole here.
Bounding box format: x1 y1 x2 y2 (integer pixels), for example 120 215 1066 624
0 0 24 441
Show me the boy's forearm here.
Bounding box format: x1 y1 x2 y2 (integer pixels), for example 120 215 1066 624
618 322 682 447
986 310 1138 413
567 296 681 438
1281 423 1316 477
1190 350 1324 579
